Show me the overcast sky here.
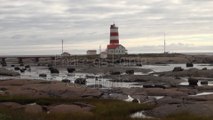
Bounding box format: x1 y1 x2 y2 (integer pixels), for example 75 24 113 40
0 0 213 55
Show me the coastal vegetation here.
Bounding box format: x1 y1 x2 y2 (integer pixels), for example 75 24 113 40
0 96 152 120
0 96 212 120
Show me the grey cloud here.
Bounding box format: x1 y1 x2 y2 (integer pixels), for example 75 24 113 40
0 0 212 55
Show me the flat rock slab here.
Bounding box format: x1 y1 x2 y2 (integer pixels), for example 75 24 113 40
49 104 90 114
24 104 43 114
0 102 23 109
148 103 213 117
0 79 102 99
187 94 213 101
118 88 189 97
158 69 213 78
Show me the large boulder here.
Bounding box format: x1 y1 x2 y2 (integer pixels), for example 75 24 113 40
62 79 71 83
75 78 86 85
11 65 15 67
126 70 134 75
172 67 183 72
200 80 208 85
132 99 140 103
110 71 121 75
136 63 142 67
143 84 155 88
186 63 194 67
67 67 75 73
20 69 26 73
14 67 20 71
39 73 47 77
25 65 30 69
49 67 59 74
20 63 24 66
188 78 198 86
143 84 169 89
1 62 7 67
202 67 208 70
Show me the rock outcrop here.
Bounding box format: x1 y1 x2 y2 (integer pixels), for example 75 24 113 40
0 68 20 76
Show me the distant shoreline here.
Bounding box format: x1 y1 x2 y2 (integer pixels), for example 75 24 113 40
0 52 213 56
181 52 213 55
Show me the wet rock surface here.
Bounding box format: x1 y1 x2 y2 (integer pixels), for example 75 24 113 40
75 78 87 85
49 67 59 74
188 78 198 86
158 69 213 78
39 73 47 77
126 70 134 75
67 67 75 73
186 63 194 67
108 75 183 86
173 67 184 72
0 68 20 76
62 79 71 83
76 66 152 74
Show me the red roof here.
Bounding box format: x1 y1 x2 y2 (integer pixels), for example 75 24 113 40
107 44 119 49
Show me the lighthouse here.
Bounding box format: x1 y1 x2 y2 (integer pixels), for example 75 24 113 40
107 24 127 55
110 24 119 45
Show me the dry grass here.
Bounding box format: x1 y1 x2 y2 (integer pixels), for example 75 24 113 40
0 96 212 120
0 96 151 120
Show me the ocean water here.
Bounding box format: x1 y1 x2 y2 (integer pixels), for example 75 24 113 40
141 64 213 72
1 66 143 88
1 64 213 88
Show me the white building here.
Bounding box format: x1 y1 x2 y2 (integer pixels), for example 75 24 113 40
107 45 127 55
100 51 108 58
87 50 97 55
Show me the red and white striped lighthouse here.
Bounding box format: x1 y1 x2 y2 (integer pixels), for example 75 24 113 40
110 24 119 45
107 24 127 55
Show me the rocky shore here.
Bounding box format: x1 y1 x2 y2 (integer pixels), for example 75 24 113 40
100 86 213 117
0 79 101 115
0 53 213 119
1 78 213 118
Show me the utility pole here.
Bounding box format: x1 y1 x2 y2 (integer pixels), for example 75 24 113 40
99 45 102 54
62 40 64 54
164 33 166 54
99 45 101 68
